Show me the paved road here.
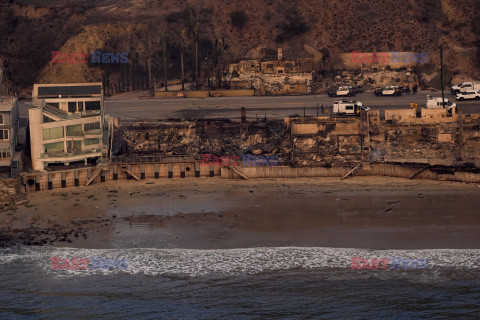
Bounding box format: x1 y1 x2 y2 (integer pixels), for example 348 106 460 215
105 91 480 120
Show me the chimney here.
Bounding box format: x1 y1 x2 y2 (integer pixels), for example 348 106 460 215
278 48 283 61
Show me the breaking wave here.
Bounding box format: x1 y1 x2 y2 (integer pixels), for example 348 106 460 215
1 246 480 278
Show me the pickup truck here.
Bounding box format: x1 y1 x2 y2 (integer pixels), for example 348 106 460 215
451 82 480 94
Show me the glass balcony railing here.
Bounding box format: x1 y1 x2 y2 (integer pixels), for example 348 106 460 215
41 149 101 158
65 129 101 137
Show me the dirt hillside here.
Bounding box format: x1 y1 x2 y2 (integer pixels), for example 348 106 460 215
1 0 479 93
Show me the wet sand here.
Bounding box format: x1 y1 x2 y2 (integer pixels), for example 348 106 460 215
1 177 480 249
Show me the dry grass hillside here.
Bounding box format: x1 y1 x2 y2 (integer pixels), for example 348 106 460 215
1 0 479 93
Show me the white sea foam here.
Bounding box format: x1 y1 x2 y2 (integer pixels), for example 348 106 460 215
1 247 480 277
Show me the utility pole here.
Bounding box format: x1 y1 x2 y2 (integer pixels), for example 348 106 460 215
181 30 185 91
440 44 445 108
195 39 199 89
147 58 152 92
131 53 136 91
183 0 200 89
164 39 168 91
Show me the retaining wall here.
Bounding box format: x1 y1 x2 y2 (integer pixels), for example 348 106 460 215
209 89 254 97
21 162 480 192
21 163 221 192
221 164 480 183
154 89 254 99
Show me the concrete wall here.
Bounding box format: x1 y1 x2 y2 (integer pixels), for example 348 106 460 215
421 108 447 119
221 166 346 179
185 91 210 98
329 122 361 135
154 91 187 98
154 90 254 99
291 123 326 135
381 108 456 125
22 161 480 192
221 164 480 183
209 89 254 97
272 83 308 95
385 109 416 123
22 162 222 192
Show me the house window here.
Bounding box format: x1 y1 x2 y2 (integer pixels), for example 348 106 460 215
78 101 84 112
85 101 101 111
85 138 100 146
66 124 83 136
44 141 64 153
0 147 11 159
0 129 9 140
0 115 3 125
43 127 64 140
68 102 77 113
84 122 100 131
67 140 82 152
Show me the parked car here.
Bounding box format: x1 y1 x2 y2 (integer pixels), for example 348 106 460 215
336 86 355 97
327 88 337 97
374 86 402 96
455 90 480 101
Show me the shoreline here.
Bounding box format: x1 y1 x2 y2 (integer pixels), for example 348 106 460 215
1 176 480 250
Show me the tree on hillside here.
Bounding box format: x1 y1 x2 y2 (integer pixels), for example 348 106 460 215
274 8 309 43
230 10 248 29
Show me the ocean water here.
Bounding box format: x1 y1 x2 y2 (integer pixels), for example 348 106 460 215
1 246 480 319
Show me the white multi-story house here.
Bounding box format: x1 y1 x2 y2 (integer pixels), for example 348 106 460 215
0 97 19 171
29 83 108 171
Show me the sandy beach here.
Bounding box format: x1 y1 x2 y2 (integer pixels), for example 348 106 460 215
1 176 480 250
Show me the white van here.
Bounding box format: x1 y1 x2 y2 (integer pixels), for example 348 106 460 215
426 96 456 111
333 100 369 116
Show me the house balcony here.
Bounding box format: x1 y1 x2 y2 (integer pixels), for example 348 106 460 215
65 129 102 138
40 149 101 162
